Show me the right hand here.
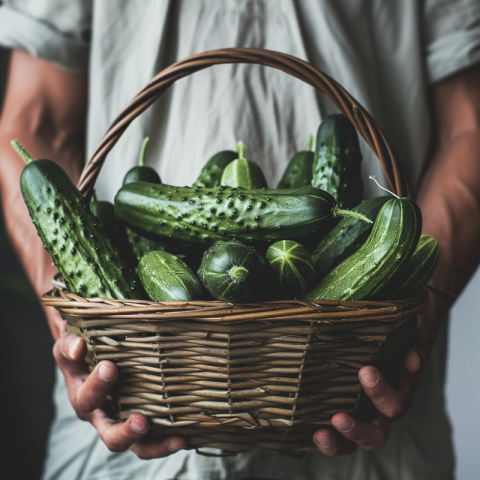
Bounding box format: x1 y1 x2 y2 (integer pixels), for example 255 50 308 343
53 332 186 459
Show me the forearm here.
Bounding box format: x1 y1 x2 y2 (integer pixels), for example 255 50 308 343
416 133 480 355
0 50 87 338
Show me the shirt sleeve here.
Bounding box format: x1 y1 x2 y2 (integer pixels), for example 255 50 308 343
423 0 480 83
0 0 92 73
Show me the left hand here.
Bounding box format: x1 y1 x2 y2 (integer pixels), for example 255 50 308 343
313 346 422 455
313 294 446 456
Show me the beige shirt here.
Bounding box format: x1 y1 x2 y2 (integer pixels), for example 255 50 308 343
1 1 480 479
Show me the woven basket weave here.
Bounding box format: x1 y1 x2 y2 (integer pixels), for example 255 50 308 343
42 48 430 452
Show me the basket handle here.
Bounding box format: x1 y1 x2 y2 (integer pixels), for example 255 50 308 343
77 48 409 199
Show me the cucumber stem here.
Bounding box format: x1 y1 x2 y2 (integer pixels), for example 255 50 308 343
11 140 34 164
237 141 245 160
369 175 400 199
229 265 248 282
139 137 149 167
333 205 373 223
306 134 313 152
92 189 98 203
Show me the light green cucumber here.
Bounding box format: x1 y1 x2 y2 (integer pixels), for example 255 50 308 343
138 251 203 302
302 197 422 301
220 141 267 189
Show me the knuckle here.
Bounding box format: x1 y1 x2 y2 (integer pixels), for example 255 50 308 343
103 438 126 453
75 393 91 416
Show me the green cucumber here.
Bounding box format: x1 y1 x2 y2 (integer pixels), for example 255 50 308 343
138 251 202 302
302 197 422 301
123 137 162 186
220 141 267 189
311 196 390 279
193 150 238 188
277 135 314 188
90 199 137 268
312 114 363 209
115 183 369 247
14 141 145 300
198 240 268 302
388 235 441 299
266 240 315 296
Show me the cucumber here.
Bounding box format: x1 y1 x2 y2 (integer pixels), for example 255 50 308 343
302 197 422 301
90 199 136 268
193 150 238 188
312 114 363 209
198 240 268 302
123 137 161 185
14 142 145 300
138 251 203 302
311 196 390 279
388 235 441 299
266 240 315 296
277 135 314 188
115 183 370 247
220 141 267 189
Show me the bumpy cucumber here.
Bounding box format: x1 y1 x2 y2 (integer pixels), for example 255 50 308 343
220 142 267 189
193 150 238 188
198 240 268 302
312 114 363 209
266 240 315 296
277 135 314 188
15 142 145 300
302 197 422 301
138 251 202 302
311 196 390 279
123 138 161 186
388 235 441 299
114 183 369 247
90 199 137 268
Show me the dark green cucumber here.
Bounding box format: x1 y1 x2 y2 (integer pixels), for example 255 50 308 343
138 251 202 302
220 142 267 189
312 114 363 209
277 135 314 188
123 138 161 186
122 137 169 261
302 197 422 301
14 142 145 300
90 199 136 267
266 240 315 296
114 183 357 247
388 235 441 299
198 240 268 302
193 150 238 188
311 196 390 279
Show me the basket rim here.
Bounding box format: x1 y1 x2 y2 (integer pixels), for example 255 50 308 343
42 274 430 324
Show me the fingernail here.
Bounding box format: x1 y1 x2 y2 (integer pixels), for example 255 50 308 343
98 363 116 381
167 438 185 452
360 369 378 387
315 434 334 447
69 337 82 359
131 417 148 433
334 417 353 433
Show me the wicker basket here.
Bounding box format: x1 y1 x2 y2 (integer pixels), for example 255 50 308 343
42 48 430 452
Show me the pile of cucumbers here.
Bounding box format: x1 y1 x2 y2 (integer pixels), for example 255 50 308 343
15 113 440 304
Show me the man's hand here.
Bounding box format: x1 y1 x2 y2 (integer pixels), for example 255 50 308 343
53 333 186 458
313 346 422 455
